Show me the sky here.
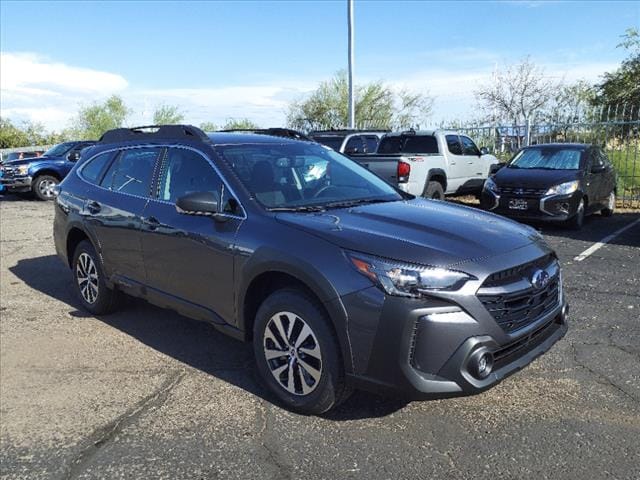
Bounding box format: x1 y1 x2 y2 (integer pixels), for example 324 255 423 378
1 0 638 131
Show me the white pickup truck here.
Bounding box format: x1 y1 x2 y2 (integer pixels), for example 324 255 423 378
348 129 499 199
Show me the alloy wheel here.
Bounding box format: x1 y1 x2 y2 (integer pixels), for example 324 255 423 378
608 192 615 210
263 311 323 396
76 253 99 304
38 178 57 198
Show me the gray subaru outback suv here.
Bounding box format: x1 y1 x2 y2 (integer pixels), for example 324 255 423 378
53 125 568 414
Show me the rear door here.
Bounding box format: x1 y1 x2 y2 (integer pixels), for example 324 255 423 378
140 146 243 324
443 134 468 191
84 146 162 285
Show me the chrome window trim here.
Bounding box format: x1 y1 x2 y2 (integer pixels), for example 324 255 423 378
76 143 247 220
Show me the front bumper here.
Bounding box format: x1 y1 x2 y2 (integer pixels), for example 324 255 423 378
480 190 581 222
341 247 568 399
0 174 32 192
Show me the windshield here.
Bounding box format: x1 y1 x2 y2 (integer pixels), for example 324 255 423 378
310 135 345 151
44 142 75 157
216 142 403 210
509 148 583 170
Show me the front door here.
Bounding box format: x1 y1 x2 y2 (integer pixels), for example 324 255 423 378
140 147 243 324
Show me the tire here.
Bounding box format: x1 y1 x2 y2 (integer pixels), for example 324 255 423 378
601 191 615 217
72 240 121 315
567 198 585 230
32 175 59 201
253 288 351 414
423 181 444 200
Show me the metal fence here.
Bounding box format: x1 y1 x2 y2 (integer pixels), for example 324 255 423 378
451 108 640 209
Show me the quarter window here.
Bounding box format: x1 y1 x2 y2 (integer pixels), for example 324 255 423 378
80 152 114 185
460 136 481 156
158 148 223 203
100 148 161 197
446 135 463 155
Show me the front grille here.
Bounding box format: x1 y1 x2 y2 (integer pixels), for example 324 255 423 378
499 186 547 197
478 256 561 333
493 316 562 369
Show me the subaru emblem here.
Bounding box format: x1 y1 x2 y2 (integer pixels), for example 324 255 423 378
515 188 524 195
531 269 550 289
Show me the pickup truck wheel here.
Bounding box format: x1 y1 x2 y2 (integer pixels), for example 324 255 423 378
253 288 351 414
423 181 444 200
72 240 121 315
32 175 59 201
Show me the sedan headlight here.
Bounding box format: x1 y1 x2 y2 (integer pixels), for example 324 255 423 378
16 165 30 176
347 251 474 297
483 177 499 194
545 180 579 196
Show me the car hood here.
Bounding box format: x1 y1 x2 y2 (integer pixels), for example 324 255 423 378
3 156 56 167
276 199 541 268
495 167 580 188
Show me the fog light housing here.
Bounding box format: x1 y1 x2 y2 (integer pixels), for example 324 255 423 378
468 348 494 379
557 202 570 214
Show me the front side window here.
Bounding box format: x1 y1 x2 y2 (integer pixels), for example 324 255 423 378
100 148 161 197
80 151 114 184
344 136 364 153
508 147 583 171
446 135 462 155
216 142 402 209
158 148 223 203
43 142 76 157
460 136 480 156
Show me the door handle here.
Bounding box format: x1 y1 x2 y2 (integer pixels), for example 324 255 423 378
143 216 161 230
86 201 101 214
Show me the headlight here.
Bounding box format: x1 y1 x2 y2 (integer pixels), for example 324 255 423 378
483 177 499 193
347 251 474 297
16 165 30 175
545 180 579 196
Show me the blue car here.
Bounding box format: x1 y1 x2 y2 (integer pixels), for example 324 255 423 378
0 141 95 200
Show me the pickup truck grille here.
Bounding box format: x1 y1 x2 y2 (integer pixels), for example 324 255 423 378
499 186 547 197
0 166 17 177
478 255 561 333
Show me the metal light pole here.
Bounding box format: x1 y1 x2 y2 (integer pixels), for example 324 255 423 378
347 0 355 129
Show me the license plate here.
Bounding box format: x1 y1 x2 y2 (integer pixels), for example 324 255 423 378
508 199 528 210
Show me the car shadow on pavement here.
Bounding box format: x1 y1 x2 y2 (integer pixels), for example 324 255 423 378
9 255 409 419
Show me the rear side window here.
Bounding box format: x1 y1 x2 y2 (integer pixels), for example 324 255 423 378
364 136 380 153
344 136 364 153
100 148 161 197
446 135 463 155
403 136 439 154
460 136 480 156
158 148 222 203
80 151 114 184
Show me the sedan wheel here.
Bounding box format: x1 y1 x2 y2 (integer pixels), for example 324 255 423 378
263 311 323 396
602 191 615 217
76 252 99 304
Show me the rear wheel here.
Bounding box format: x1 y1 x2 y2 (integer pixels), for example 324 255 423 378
601 191 615 217
253 288 351 414
423 181 444 200
32 175 59 201
72 240 121 315
567 198 585 230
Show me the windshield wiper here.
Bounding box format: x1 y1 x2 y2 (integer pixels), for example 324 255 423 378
323 197 394 209
268 205 326 212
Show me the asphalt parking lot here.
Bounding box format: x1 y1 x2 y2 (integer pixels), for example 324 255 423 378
1 196 639 480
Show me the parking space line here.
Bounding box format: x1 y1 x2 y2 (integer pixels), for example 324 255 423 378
573 218 640 262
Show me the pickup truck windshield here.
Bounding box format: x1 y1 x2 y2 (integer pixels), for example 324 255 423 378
509 148 583 170
43 142 76 157
378 135 439 155
310 135 345 151
216 143 402 210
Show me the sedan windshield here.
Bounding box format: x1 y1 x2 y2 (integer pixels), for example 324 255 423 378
216 142 403 210
508 148 583 170
44 142 75 157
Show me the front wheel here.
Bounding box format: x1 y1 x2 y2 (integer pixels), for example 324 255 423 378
253 288 351 414
32 175 59 201
567 198 585 230
601 191 615 217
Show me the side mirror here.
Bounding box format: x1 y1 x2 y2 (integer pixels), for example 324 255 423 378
68 152 81 162
489 163 505 175
176 191 220 217
591 164 606 174
480 147 490 155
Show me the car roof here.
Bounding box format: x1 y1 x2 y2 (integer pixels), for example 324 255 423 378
523 143 591 149
207 132 314 146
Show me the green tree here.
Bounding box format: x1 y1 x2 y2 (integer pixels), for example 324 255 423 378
286 70 432 131
0 117 29 148
199 121 218 132
71 95 130 140
221 118 260 130
152 104 185 125
592 28 640 119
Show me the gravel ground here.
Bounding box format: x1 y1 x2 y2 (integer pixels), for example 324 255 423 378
1 196 639 480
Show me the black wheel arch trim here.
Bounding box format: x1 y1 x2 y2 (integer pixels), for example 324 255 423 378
426 169 447 191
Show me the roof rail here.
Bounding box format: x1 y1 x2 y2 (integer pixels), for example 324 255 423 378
99 125 210 143
308 128 390 135
219 128 313 142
